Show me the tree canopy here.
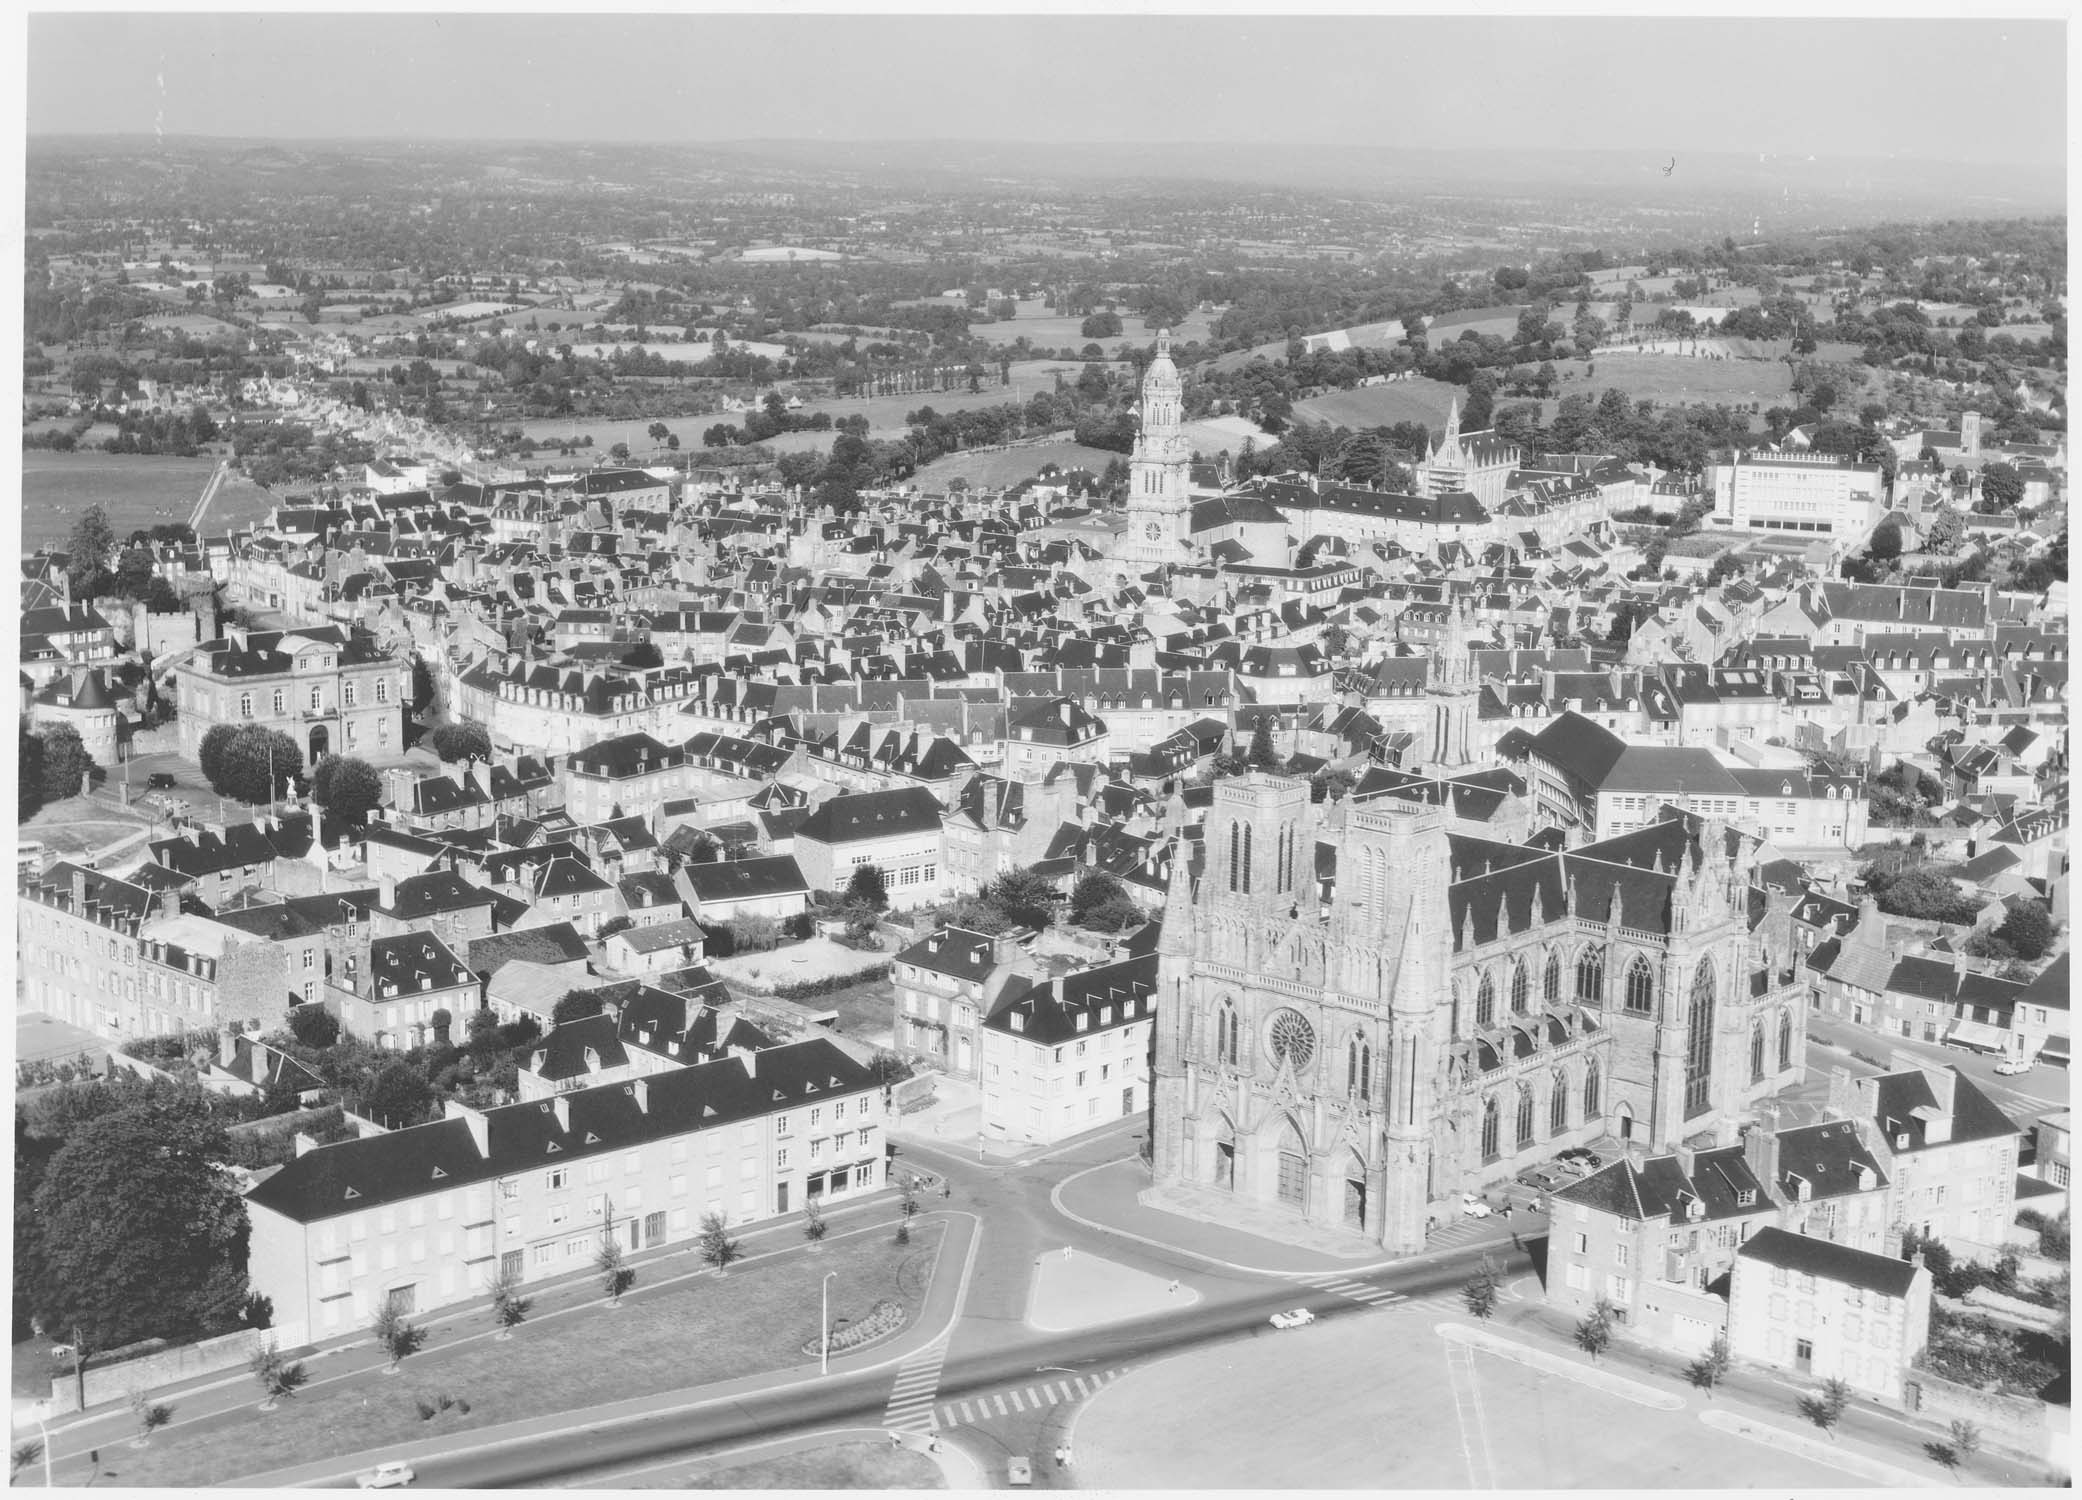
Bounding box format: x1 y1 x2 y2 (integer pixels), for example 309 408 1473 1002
310 754 384 824
35 723 93 804
30 1095 252 1351
200 724 302 805
429 721 492 764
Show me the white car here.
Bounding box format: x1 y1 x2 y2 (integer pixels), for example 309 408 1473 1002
1269 1307 1317 1329
1995 1057 2034 1076
356 1462 416 1489
1461 1195 1493 1219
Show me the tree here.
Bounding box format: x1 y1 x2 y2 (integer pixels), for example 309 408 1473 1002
198 721 240 789
204 725 302 805
67 504 116 597
286 1002 339 1049
985 867 1057 930
1248 718 1279 768
129 1389 173 1446
1320 622 1351 658
370 1301 425 1370
114 547 158 600
1572 1299 1614 1361
551 990 606 1027
1685 1333 1732 1394
20 721 47 819
10 1442 43 1483
429 721 492 764
249 1343 309 1410
802 1200 828 1244
1978 462 2025 511
1799 1376 1853 1438
1461 1259 1501 1320
310 754 384 824
620 641 663 669
846 864 889 913
696 1211 739 1274
410 657 438 713
1069 870 1129 925
359 1060 435 1130
596 1233 635 1306
1993 901 2053 960
32 1096 251 1351
37 723 93 804
1869 520 1904 562
487 1266 531 1338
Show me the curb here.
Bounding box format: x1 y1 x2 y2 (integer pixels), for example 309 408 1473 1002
1439 1322 1685 1410
1698 1407 1938 1487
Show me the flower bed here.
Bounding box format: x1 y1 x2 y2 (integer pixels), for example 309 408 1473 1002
799 1297 907 1357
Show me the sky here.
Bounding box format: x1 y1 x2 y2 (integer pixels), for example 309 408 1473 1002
24 11 2070 168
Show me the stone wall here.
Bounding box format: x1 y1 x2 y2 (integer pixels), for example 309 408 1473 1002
1904 1366 2063 1470
46 1322 309 1416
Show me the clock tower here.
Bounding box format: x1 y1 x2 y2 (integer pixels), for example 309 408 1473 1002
1123 328 1193 564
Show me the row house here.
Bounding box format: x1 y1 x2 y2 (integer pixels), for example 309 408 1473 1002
329 928 480 1055
891 925 1024 1078
244 1036 886 1335
563 732 694 826
1727 1228 1932 1401
979 951 1160 1147
18 863 156 1036
792 786 948 907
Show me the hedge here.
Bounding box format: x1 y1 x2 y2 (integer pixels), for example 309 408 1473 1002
768 963 893 1001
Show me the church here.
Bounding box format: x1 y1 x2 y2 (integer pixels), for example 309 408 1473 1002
1150 775 1809 1254
1116 328 1198 566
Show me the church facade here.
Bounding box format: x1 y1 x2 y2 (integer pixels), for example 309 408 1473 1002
1151 774 1808 1254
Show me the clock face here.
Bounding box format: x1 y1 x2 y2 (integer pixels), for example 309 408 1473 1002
1146 522 1163 540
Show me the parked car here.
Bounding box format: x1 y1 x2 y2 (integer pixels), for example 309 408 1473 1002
1995 1057 2035 1076
1556 1147 1602 1169
145 772 178 790
1269 1307 1317 1329
1007 1457 1033 1487
357 1462 416 1489
1461 1195 1492 1219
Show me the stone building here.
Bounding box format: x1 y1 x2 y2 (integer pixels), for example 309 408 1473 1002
1150 773 1808 1254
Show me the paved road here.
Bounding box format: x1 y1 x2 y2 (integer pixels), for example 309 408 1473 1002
343 1245 1512 1489
1807 1013 2068 1117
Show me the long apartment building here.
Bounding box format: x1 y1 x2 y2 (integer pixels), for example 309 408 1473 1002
245 1034 887 1337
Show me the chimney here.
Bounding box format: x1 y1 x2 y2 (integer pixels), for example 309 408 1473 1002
733 1044 757 1078
71 868 88 913
1825 1064 1855 1120
629 1076 649 1113
1923 1064 1957 1118
1737 1111 1780 1190
159 887 181 921
379 874 397 909
1673 1142 1696 1181
551 1095 570 1132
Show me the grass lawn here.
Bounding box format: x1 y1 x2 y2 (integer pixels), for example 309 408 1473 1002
1290 377 1465 431
824 976 898 1048
912 441 1123 489
1551 351 1795 407
22 451 220 550
107 1220 945 1487
676 1439 943 1489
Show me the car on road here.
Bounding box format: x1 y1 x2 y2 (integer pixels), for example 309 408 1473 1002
145 772 178 790
1996 1057 2035 1076
1269 1307 1317 1329
1461 1195 1493 1219
1006 1457 1033 1486
357 1462 416 1489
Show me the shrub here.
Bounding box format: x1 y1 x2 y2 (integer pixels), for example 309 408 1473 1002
1461 1260 1500 1320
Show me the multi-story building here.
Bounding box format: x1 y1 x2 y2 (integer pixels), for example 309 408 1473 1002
979 951 1159 1147
1545 1143 1777 1351
1726 1227 1932 1401
562 732 694 826
1829 1063 2021 1248
136 909 295 1037
329 930 480 1052
792 787 946 907
1002 698 1109 780
891 926 1023 1078
17 863 155 1036
173 624 407 768
1708 450 1888 542
243 1035 885 1335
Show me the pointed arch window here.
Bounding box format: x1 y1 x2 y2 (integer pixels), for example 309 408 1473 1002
1448 982 1462 1040
1510 961 1529 1015
1582 1058 1601 1121
1516 1084 1536 1148
1348 1037 1373 1103
1684 958 1716 1117
1750 1020 1767 1082
1475 972 1496 1029
1481 1095 1501 1162
1550 1069 1569 1134
1624 957 1655 1015
1777 1009 1793 1073
1575 948 1604 1006
1228 823 1241 893
1241 824 1253 895
1543 951 1561 1006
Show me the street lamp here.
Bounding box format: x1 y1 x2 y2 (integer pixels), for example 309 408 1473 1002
820 1270 838 1377
21 1400 53 1487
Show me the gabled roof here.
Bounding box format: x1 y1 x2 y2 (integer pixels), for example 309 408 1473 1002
1736 1226 1921 1299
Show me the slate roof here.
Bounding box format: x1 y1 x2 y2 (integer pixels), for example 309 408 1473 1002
983 951 1159 1046
1549 1145 1767 1224
382 870 496 919
464 922 591 975
794 786 945 845
1868 1067 2019 1154
1736 1226 1921 1299
246 1036 878 1224
1774 1119 1888 1203
682 856 810 904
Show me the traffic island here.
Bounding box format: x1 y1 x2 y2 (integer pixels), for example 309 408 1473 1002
1026 1249 1199 1332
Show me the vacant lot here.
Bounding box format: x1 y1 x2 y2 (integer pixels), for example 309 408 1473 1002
107 1219 944 1488
1290 377 1466 432
1550 352 1796 407
676 1439 943 1489
971 299 1218 353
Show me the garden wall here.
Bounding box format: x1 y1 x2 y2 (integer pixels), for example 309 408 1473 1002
48 1322 309 1416
1904 1367 2063 1471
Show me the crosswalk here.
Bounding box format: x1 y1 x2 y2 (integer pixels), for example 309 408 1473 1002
1298 1271 1407 1309
933 1368 1127 1429
883 1335 952 1433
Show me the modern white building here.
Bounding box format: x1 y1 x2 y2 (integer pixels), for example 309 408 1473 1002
1708 451 1887 541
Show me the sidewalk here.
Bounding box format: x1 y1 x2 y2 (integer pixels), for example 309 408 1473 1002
889 1073 1139 1170
1053 1157 1540 1276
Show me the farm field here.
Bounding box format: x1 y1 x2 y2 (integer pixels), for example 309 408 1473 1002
21 451 275 548
1289 376 1467 431
1549 351 1796 406
970 298 1218 353
911 440 1124 490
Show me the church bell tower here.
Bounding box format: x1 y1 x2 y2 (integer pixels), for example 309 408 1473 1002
1124 329 1192 563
